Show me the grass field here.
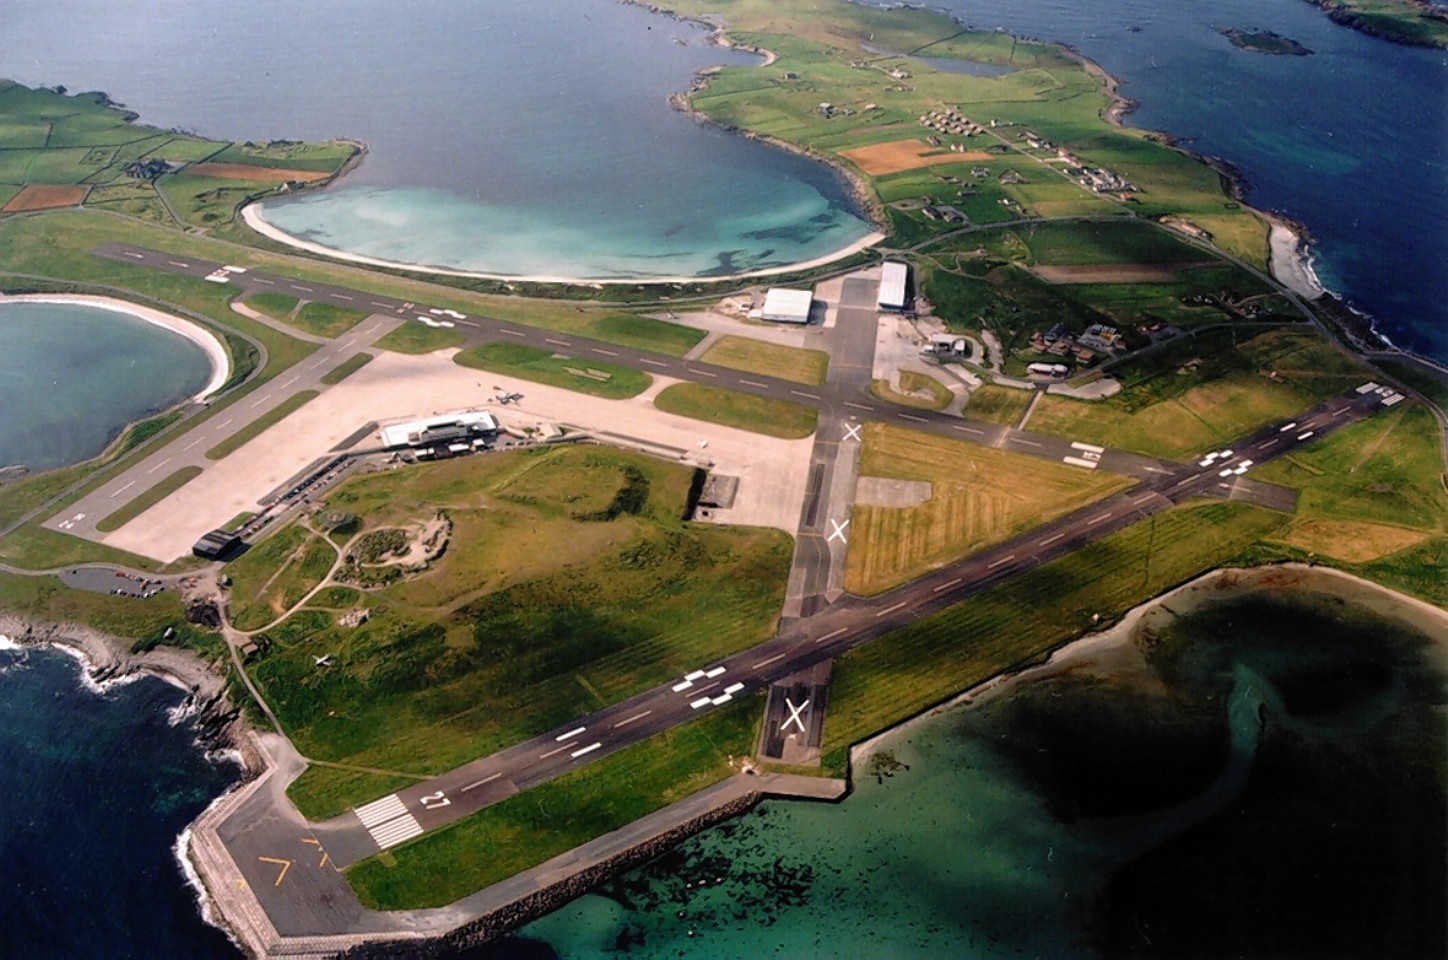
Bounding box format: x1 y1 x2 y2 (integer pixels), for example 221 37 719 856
252 446 792 818
653 383 818 439
243 291 366 338
844 423 1131 594
373 322 466 354
320 353 373 385
1027 329 1370 459
698 335 829 386
454 343 651 399
227 525 338 631
870 372 954 410
205 391 319 461
94 466 203 533
964 384 1035 425
347 694 760 909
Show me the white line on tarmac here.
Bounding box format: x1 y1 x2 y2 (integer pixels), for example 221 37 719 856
147 458 172 474
168 260 190 268
545 338 571 347
499 328 526 337
216 419 232 429
124 252 144 259
693 369 718 378
752 653 786 669
250 396 269 408
182 436 206 451
308 358 328 370
1132 494 1157 505
253 277 273 285
1263 438 1280 449
1039 533 1064 546
460 773 501 793
456 319 479 327
874 602 907 618
898 413 927 422
1009 437 1042 447
371 300 391 308
591 348 620 357
932 577 963 593
960 426 986 435
571 742 602 759
844 401 874 411
816 627 849 644
280 378 297 389
539 745 569 760
988 555 1015 570
1087 513 1112 526
790 390 821 400
612 710 652 729
1070 441 1106 453
1143 465 1172 474
555 727 586 742
734 379 763 389
114 480 136 496
332 294 352 301
1171 475 1195 489
640 358 668 367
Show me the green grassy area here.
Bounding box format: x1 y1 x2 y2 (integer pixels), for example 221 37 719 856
1027 329 1370 460
454 343 651 399
320 352 373 385
870 372 953 410
243 292 364 338
347 694 760 909
1375 358 1448 410
94 466 202 533
823 501 1291 768
1309 0 1448 47
0 569 225 660
965 384 1034 425
653 383 818 439
245 447 791 817
227 525 337 631
205 391 319 461
373 322 465 354
243 291 299 319
698 335 829 385
845 423 1130 594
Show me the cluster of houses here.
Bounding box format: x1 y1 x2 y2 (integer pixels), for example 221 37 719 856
919 107 986 138
1054 149 1137 195
123 158 179 180
1029 322 1126 366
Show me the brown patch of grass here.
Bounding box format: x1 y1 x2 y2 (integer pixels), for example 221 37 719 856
187 162 329 182
1273 518 1430 563
2 184 88 212
839 139 991 175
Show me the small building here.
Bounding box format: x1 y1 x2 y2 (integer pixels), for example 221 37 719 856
924 334 968 359
1027 362 1070 379
877 261 910 312
760 287 814 324
379 411 498 450
193 529 242 561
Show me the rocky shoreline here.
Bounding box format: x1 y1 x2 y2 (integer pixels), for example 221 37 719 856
0 613 247 759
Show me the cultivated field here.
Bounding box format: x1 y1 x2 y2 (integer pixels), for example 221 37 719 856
187 161 330 182
843 423 1130 594
840 138 992 175
1 183 87 212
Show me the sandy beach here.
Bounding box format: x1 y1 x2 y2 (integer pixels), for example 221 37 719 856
241 204 883 285
1267 220 1326 300
0 293 230 400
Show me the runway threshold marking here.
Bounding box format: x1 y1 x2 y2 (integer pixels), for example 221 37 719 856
816 627 849 644
371 300 392 309
932 577 963 593
874 601 907 619
612 709 652 729
555 726 586 742
460 773 501 793
571 742 602 759
752 653 786 669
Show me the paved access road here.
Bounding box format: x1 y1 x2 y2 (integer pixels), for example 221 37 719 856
303 386 1392 868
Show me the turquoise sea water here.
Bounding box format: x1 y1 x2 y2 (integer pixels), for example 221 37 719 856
2 0 873 280
0 302 211 473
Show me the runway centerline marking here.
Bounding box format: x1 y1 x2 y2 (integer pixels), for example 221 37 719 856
147 458 172 474
816 627 849 644
898 413 927 423
545 338 572 347
741 379 768 388
460 773 501 793
874 601 907 619
693 369 718 378
612 710 652 729
1039 533 1065 546
640 358 668 367
1008 436 1042 447
591 348 619 357
498 328 526 337
1087 513 1112 526
988 555 1015 570
932 577 963 593
790 390 821 400
753 653 786 669
844 401 875 411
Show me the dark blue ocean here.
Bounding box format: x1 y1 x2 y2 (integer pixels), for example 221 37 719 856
0 644 239 959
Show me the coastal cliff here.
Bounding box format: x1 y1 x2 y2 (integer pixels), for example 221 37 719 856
1302 0 1448 47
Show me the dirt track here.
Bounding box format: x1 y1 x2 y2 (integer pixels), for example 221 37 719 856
1028 262 1214 284
840 139 991 175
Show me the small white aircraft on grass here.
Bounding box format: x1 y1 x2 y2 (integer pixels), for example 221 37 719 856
313 655 333 668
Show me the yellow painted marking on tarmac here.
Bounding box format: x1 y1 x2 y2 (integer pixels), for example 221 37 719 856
258 856 292 887
302 836 330 868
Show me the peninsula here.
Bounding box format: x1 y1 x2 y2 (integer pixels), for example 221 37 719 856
0 0 1443 957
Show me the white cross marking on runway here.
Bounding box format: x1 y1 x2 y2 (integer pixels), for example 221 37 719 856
843 423 862 442
782 698 810 734
827 518 849 543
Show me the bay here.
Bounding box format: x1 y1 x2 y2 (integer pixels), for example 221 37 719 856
0 302 212 473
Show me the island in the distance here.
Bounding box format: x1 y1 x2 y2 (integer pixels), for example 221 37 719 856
1219 27 1315 55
